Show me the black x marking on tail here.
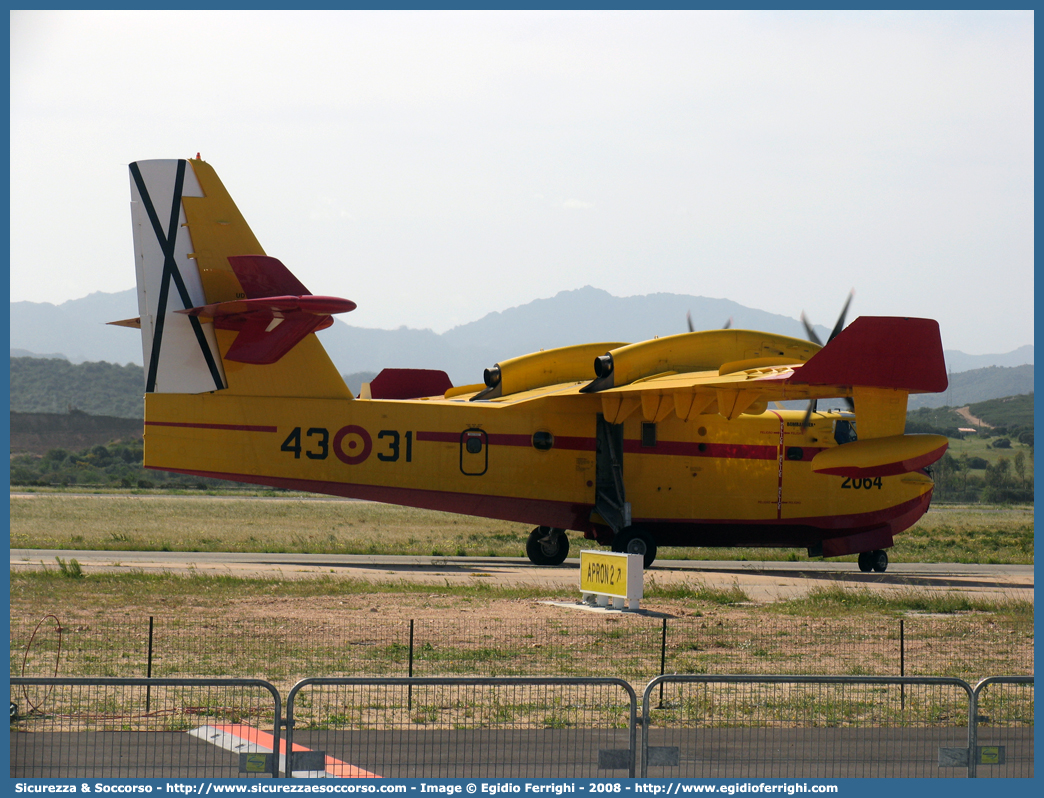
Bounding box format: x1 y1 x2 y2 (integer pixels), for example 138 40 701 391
130 160 224 393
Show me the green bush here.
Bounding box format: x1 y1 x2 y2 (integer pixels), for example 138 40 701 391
9 439 249 491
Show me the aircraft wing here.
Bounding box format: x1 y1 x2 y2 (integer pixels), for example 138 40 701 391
582 317 948 432
590 366 830 424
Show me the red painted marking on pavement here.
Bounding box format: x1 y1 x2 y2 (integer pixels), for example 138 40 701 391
210 724 380 778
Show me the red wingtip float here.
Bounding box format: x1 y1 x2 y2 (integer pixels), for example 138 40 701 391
117 158 951 574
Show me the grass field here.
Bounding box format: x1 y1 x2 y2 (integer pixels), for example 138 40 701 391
9 490 1033 707
10 568 1034 689
942 434 1033 468
8 490 1035 565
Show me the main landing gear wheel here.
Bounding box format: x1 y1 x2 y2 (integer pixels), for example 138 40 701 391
611 527 657 568
858 550 889 573
526 527 569 566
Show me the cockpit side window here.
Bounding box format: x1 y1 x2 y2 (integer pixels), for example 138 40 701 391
834 420 857 445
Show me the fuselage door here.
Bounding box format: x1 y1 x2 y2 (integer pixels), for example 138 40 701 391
460 429 488 476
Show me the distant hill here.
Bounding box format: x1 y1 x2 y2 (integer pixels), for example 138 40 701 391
10 357 145 419
9 356 385 418
11 287 1031 385
969 393 1034 431
944 345 1034 373
907 394 1032 429
10 348 68 360
316 287 824 385
905 393 1032 440
10 410 143 455
906 364 1034 410
11 290 144 365
343 371 379 397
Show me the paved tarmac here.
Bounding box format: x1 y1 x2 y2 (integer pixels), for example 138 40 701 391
11 725 1034 779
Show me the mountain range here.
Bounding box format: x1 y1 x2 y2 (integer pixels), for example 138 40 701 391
11 287 1034 389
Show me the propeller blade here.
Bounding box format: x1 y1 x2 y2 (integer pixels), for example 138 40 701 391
800 293 856 423
801 398 818 430
827 289 855 344
801 290 854 347
800 312 823 346
687 312 731 333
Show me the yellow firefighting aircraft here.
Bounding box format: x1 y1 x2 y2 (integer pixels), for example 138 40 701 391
113 158 949 572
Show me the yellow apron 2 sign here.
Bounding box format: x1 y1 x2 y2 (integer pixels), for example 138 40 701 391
580 551 644 610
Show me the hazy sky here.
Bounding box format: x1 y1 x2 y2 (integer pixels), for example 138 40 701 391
9 10 1033 354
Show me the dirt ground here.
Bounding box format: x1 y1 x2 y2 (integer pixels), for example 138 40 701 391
955 405 993 428
12 548 1029 605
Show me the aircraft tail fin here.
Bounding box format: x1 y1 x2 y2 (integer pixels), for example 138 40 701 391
790 316 947 395
790 316 948 441
124 158 353 399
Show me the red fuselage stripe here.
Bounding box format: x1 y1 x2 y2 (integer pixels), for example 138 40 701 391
146 421 279 433
150 424 820 462
417 430 807 460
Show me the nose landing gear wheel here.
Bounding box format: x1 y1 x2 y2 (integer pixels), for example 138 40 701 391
871 549 889 572
858 550 889 573
610 527 657 568
526 527 569 565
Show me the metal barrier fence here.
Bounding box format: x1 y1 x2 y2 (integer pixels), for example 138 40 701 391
9 677 281 779
970 676 1035 779
10 675 1032 779
11 611 1034 688
286 677 638 778
641 675 977 778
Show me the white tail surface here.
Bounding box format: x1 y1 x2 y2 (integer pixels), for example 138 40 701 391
130 159 227 394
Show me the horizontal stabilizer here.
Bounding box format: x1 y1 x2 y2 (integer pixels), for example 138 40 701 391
108 317 142 329
223 312 330 365
181 295 357 321
811 434 948 478
179 295 356 365
176 253 356 365
789 316 947 393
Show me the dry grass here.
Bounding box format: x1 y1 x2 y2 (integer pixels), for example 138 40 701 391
10 569 1033 693
8 492 1035 564
8 494 544 558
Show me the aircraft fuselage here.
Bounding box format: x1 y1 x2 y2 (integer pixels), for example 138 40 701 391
146 383 933 559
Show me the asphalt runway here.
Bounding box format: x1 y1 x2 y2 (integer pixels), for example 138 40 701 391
9 548 1034 603
11 725 1033 779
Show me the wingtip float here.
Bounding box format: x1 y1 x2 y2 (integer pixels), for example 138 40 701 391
116 158 949 573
